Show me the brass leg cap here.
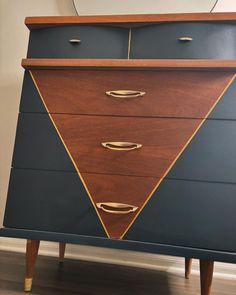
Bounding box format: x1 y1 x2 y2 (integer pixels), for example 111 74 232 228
24 278 33 292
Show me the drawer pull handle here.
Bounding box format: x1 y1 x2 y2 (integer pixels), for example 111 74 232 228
106 90 146 98
96 202 138 214
101 141 142 151
177 37 193 41
69 39 81 44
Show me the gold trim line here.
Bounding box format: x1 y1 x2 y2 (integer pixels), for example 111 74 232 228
128 28 132 59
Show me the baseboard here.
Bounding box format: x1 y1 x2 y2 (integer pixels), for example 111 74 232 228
0 237 236 279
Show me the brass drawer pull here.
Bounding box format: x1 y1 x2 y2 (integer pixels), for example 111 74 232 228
177 37 193 41
106 90 146 98
96 202 138 214
101 141 142 151
69 39 81 44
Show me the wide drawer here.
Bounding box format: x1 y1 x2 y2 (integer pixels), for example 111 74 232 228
22 69 233 119
27 25 128 58
12 113 201 178
125 178 236 252
4 168 160 239
131 22 236 59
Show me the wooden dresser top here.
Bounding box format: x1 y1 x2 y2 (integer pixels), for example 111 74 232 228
25 12 236 29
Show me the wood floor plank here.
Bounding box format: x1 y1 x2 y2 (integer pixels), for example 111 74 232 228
0 250 236 294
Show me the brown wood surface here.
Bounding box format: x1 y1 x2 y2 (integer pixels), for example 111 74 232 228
82 173 159 238
51 115 201 178
185 258 192 279
59 243 66 264
25 240 40 278
32 70 233 118
25 239 40 291
23 58 236 70
25 13 236 29
200 260 214 295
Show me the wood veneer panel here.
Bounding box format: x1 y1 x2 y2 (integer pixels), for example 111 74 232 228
32 70 233 118
51 115 201 178
82 173 159 238
23 58 236 70
25 13 236 29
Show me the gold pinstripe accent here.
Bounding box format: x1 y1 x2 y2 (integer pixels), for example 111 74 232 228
29 70 110 238
127 28 132 59
121 73 236 238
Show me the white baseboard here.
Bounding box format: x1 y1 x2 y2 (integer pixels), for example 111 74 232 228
0 237 236 280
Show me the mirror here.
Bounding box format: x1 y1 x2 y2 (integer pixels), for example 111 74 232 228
73 0 218 15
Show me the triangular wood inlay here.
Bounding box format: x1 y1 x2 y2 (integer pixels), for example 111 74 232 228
31 70 235 238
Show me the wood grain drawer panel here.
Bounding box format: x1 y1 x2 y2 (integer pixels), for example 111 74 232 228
82 173 159 238
52 114 201 177
131 22 236 59
27 25 128 58
12 113 201 178
4 168 106 237
29 70 233 118
125 178 236 252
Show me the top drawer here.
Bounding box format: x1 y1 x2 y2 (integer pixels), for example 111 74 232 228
21 69 233 119
131 22 236 59
27 25 129 58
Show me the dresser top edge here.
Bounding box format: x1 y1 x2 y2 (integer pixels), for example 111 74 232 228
25 12 236 29
21 58 236 71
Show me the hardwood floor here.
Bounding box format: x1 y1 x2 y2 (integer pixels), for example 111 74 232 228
0 250 235 295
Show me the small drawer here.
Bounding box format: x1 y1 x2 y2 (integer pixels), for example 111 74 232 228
27 25 128 58
131 22 236 59
12 113 201 178
22 69 233 119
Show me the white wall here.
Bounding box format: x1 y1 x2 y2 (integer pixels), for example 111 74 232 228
0 0 76 226
74 0 236 15
214 0 236 11
0 0 236 276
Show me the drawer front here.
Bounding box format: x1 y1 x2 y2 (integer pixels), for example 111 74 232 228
25 69 233 119
168 119 236 183
131 22 236 59
4 168 106 237
125 179 236 252
13 113 201 178
27 25 128 58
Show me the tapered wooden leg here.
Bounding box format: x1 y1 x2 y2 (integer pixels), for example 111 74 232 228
185 257 192 279
200 260 214 295
25 239 40 292
59 242 66 264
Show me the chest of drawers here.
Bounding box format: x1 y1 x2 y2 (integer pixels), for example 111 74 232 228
2 13 236 295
